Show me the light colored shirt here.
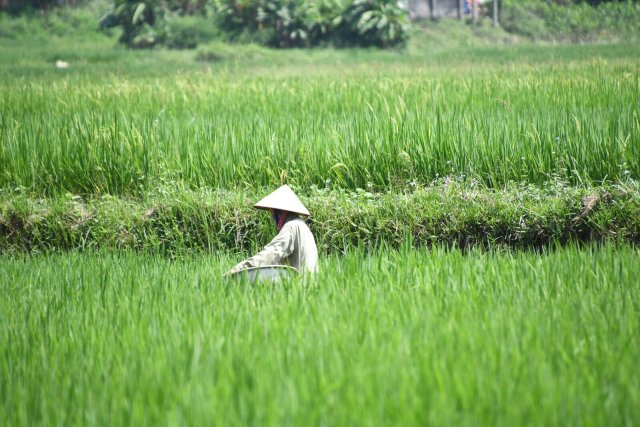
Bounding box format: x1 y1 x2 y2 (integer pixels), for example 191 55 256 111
227 217 318 274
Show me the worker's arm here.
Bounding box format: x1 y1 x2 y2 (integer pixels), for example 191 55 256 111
225 225 295 275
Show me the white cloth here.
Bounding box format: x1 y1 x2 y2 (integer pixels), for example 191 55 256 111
227 217 318 275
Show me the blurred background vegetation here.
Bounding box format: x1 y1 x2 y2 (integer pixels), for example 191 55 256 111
0 0 638 49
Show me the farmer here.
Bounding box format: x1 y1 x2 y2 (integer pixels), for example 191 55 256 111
225 185 318 275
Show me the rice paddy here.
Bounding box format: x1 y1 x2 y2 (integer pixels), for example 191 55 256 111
1 24 639 427
2 246 639 426
1 42 639 195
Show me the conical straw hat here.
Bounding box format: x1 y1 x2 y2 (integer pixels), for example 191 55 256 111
254 185 310 216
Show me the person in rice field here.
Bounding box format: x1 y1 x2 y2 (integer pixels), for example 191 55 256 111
225 185 318 275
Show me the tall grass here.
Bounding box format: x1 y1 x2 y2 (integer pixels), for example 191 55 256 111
1 43 638 195
1 245 638 426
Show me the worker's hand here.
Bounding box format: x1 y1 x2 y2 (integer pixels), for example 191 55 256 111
222 269 236 278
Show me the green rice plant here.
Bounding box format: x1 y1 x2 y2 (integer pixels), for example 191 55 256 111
0 43 638 195
1 245 639 425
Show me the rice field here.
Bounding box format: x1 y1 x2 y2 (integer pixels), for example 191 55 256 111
0 42 638 195
1 246 639 426
1 29 640 427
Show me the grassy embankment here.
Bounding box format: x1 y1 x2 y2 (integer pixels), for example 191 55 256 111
2 182 639 254
2 245 639 426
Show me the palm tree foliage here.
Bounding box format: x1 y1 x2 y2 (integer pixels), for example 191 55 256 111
99 0 209 47
214 0 408 48
100 0 408 48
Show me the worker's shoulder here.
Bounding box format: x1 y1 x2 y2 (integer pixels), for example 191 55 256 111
282 217 310 231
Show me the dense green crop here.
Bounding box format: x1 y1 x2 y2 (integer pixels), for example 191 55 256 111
2 18 640 427
1 42 638 195
1 246 638 426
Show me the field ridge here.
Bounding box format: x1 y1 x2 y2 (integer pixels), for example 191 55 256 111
2 182 638 254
